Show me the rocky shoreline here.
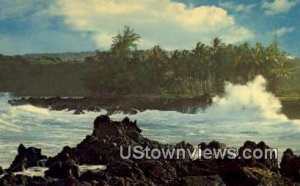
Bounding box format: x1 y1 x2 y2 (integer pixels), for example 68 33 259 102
0 115 300 185
8 94 213 115
8 95 300 119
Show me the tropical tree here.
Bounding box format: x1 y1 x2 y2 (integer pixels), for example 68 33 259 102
192 42 210 92
266 41 294 92
209 37 226 93
110 26 141 59
81 27 295 97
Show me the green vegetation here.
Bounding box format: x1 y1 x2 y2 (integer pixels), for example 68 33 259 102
0 54 86 96
280 58 300 99
82 26 295 97
0 26 298 98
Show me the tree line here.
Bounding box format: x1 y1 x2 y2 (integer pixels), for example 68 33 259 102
82 26 294 97
0 26 296 97
0 54 86 96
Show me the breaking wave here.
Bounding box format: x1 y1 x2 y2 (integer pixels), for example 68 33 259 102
0 76 299 167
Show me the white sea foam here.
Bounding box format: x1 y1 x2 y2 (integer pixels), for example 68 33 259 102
14 167 48 177
0 76 299 168
108 76 300 155
205 75 287 121
11 165 106 177
0 93 98 168
13 105 50 116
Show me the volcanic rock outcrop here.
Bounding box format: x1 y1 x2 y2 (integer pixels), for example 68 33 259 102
0 115 299 186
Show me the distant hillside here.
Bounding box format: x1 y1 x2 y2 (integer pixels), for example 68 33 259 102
23 51 97 62
0 54 87 96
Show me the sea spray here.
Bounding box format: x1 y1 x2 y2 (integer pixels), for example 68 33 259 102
13 105 50 116
109 76 300 156
0 93 99 168
0 76 299 167
204 75 287 121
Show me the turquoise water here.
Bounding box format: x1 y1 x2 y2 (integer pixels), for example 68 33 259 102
0 76 300 168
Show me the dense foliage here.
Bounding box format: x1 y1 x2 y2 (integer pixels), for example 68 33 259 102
0 26 297 97
82 26 295 97
0 55 86 96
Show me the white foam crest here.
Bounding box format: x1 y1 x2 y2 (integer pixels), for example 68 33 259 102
0 76 300 167
13 105 50 116
108 76 300 156
11 165 106 178
0 118 22 132
14 167 48 177
0 93 97 168
204 75 287 121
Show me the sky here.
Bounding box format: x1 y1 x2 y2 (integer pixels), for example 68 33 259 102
0 0 299 56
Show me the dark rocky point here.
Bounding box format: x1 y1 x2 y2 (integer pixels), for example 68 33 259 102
73 108 85 115
8 144 47 172
1 115 300 185
280 148 300 182
9 93 214 114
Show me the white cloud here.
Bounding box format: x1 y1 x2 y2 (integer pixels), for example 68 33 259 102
273 27 294 37
49 0 254 50
219 1 256 13
262 0 299 16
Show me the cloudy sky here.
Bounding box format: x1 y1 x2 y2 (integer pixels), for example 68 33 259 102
0 0 299 56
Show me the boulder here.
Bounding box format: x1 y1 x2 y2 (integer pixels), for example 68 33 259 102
0 173 49 186
242 167 293 186
93 115 142 141
8 144 47 172
45 159 80 179
79 170 107 183
106 160 145 181
0 166 4 175
280 148 300 181
3 115 299 186
138 160 177 184
0 173 19 186
63 115 163 165
175 140 193 149
237 141 278 172
73 109 85 115
46 146 74 167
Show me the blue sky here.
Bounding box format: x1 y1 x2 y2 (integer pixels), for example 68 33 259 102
0 0 299 56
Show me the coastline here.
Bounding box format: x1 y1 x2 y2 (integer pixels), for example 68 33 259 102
8 95 300 119
0 115 300 185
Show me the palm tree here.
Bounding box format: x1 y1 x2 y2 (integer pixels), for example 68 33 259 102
192 42 210 92
266 41 294 92
110 26 141 59
209 37 225 93
248 43 265 79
